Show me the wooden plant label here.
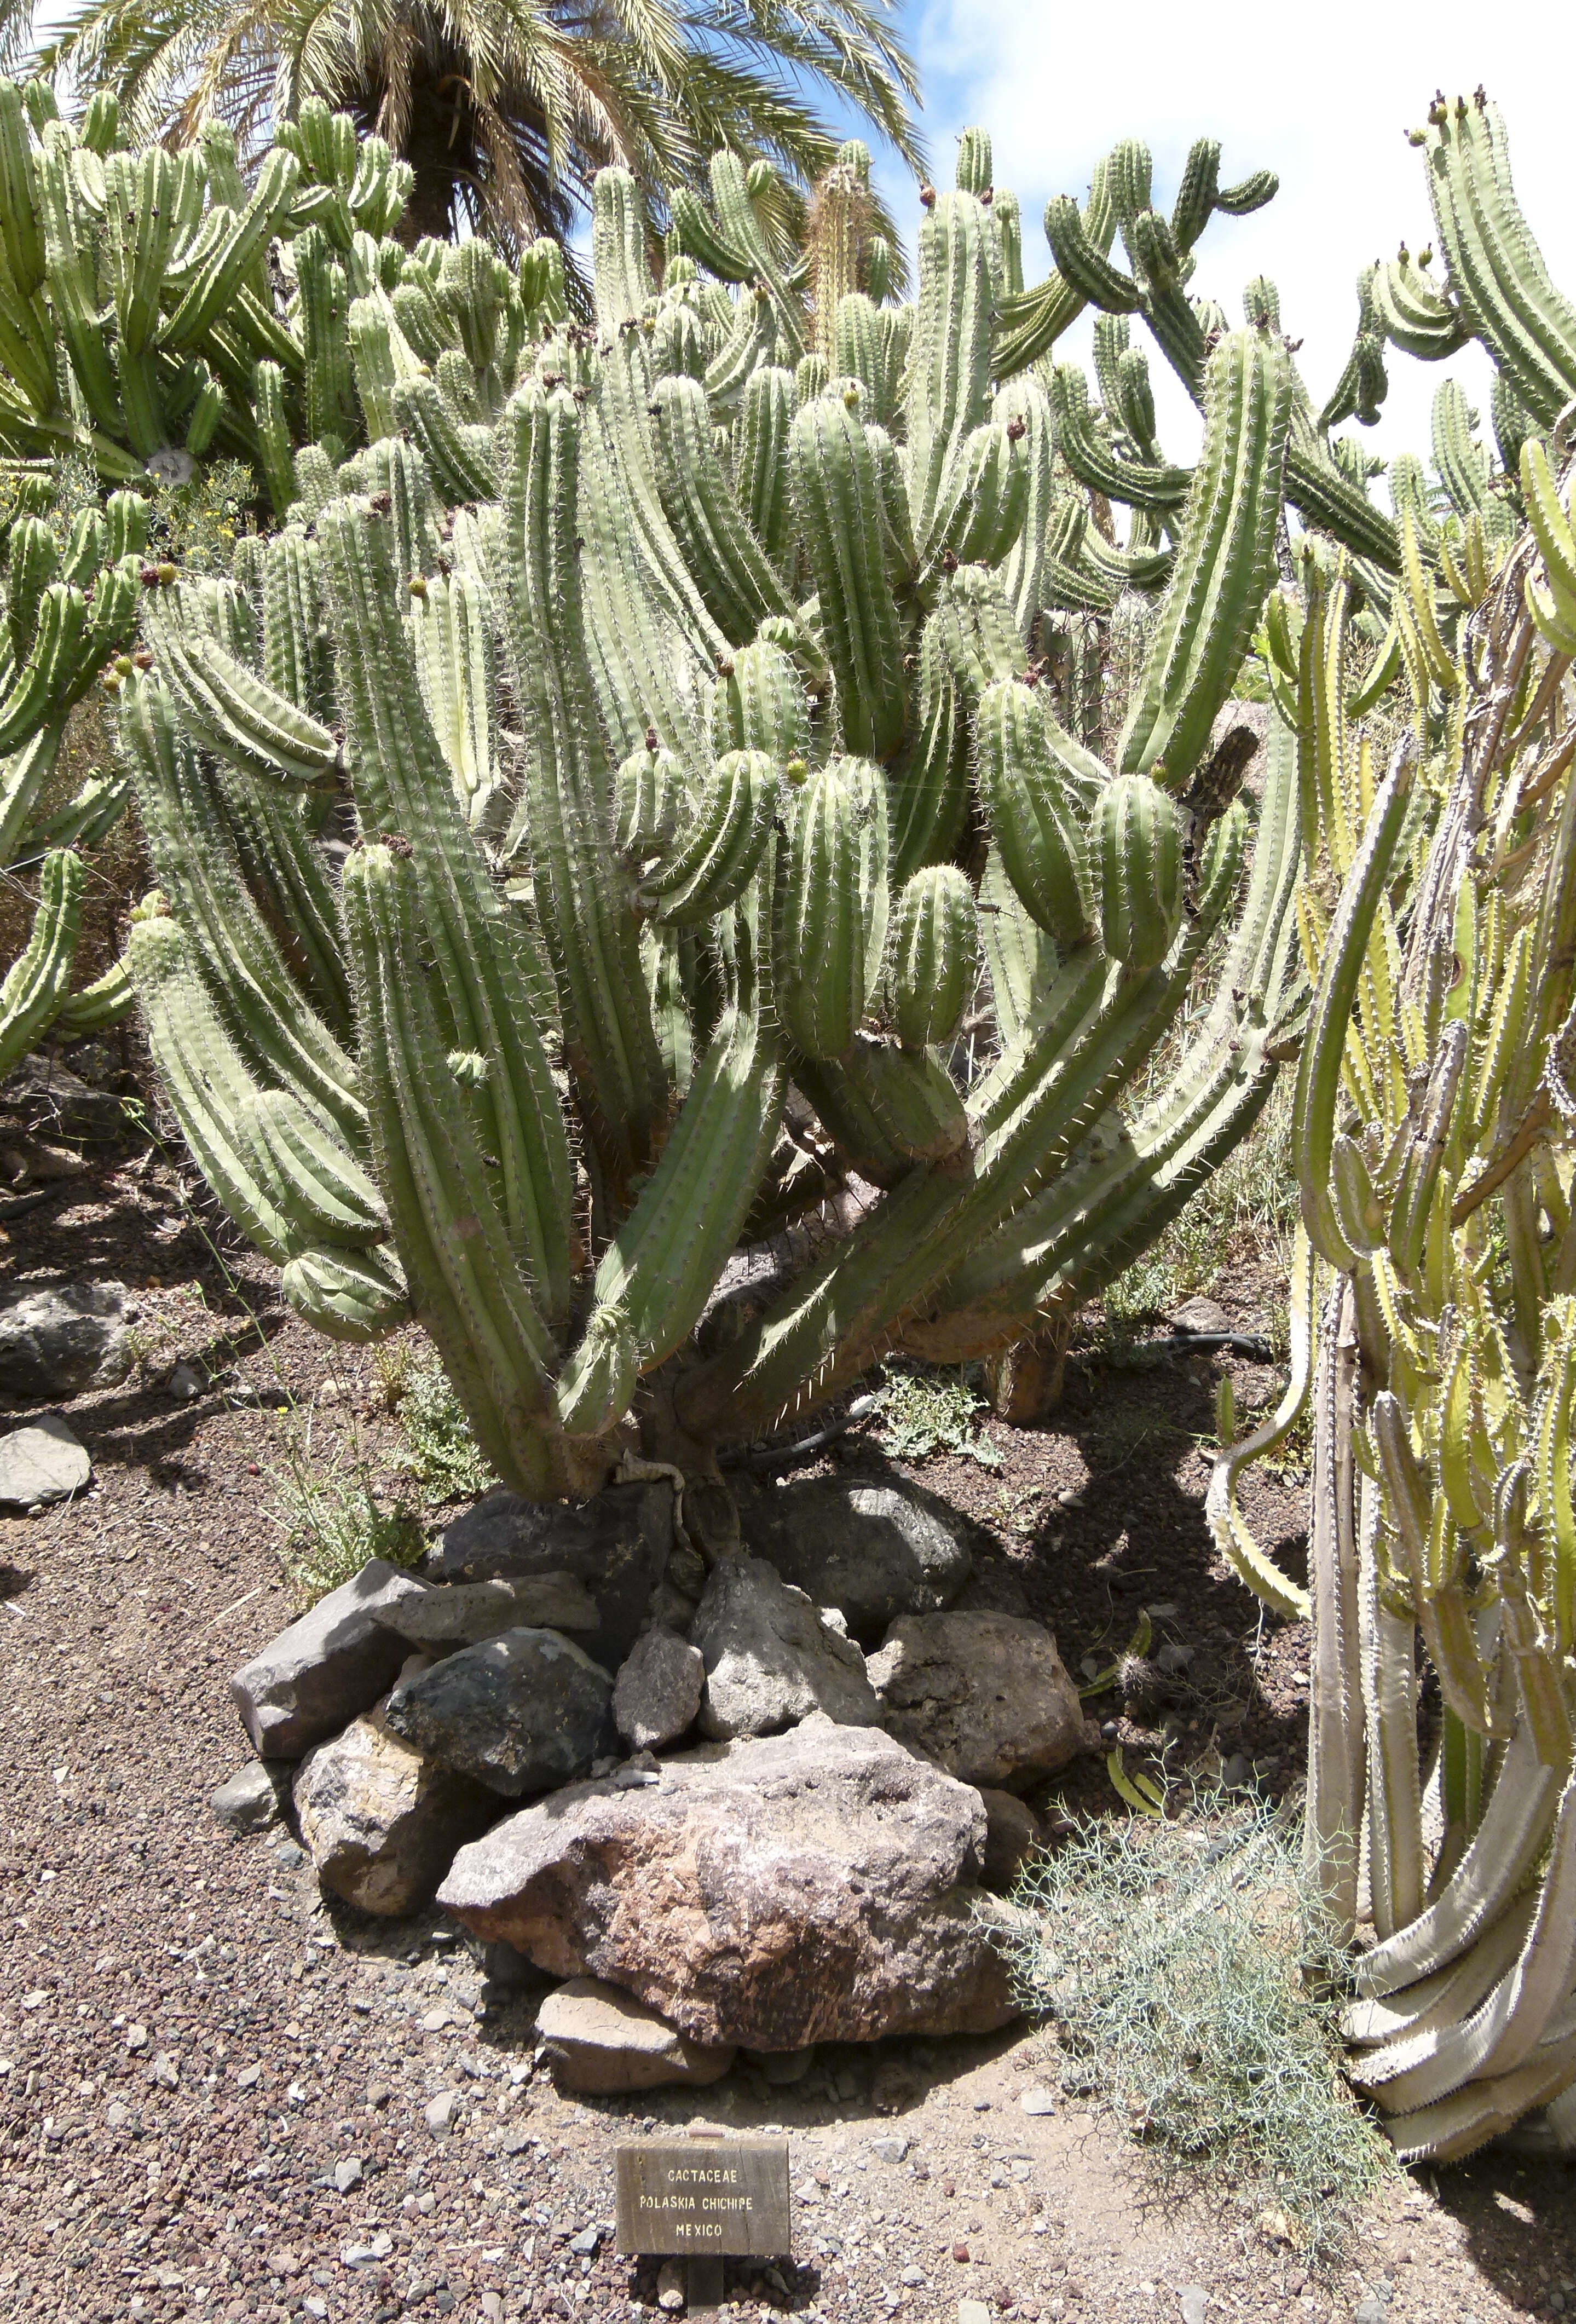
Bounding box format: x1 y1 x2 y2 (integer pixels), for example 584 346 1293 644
614 2137 792 2257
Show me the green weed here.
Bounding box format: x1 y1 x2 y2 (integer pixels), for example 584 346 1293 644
878 1366 1003 1467
269 1450 423 1601
392 1355 497 1503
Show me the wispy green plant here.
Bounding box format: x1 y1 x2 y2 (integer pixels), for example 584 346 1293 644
269 1439 423 1599
1000 1796 1395 2262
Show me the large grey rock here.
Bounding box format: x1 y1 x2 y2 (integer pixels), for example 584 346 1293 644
430 1483 674 1671
866 1611 1084 1792
379 1572 599 1650
690 1556 881 1741
294 1680 498 1915
613 1628 705 1751
0 1282 135 1400
534 1977 735 2094
230 1558 428 1759
209 1761 290 1836
384 1627 615 1796
1 1053 128 1144
0 1414 91 1508
737 1477 973 1647
437 1715 1018 2051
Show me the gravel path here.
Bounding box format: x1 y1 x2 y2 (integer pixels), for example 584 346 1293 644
1 1163 1572 2324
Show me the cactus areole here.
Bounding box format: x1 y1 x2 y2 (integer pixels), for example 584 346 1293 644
0 93 1314 1550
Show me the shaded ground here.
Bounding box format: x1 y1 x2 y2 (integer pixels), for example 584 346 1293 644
2 1144 1573 2324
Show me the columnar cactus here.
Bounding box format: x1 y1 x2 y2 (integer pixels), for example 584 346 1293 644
2 99 1309 1539
0 480 152 1062
992 130 1403 581
1213 304 1576 2155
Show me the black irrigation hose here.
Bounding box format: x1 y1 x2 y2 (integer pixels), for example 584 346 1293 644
1073 1330 1274 1366
720 1391 883 1473
0 1185 58 1218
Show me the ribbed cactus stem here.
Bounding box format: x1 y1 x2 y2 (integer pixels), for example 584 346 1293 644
0 847 82 1075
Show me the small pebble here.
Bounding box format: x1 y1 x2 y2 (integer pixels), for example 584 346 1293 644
1019 2087 1057 2117
334 2155 363 2193
1179 2290 1209 2324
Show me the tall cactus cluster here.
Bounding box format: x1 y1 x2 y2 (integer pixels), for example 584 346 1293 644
0 74 464 1076
0 98 1313 1540
0 478 152 1071
1213 95 1576 2163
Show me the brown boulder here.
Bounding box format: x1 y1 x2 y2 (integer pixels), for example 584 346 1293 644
436 1716 1018 2051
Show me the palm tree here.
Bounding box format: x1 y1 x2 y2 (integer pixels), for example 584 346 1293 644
26 0 922 255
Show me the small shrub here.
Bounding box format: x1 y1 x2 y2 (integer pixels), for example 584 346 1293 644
394 1356 498 1502
878 1366 1003 1467
997 1795 1394 2262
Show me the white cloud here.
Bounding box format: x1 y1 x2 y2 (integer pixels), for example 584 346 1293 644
882 0 1576 475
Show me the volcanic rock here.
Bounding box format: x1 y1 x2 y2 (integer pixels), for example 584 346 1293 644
866 1611 1084 1792
437 1715 1017 2050
534 1977 735 2092
612 1628 706 1751
736 1476 973 1646
0 1282 136 1399
430 1482 674 1670
383 1627 615 1796
690 1555 881 1740
230 1558 428 1759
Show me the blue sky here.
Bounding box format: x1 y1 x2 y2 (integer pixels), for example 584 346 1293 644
869 0 1576 473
